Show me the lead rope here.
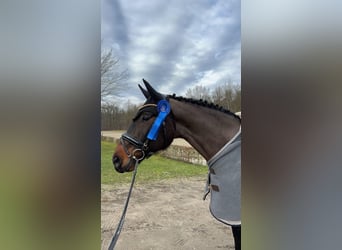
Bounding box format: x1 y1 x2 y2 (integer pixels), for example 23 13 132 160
108 159 139 250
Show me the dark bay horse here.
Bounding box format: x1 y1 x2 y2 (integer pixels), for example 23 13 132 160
113 79 241 250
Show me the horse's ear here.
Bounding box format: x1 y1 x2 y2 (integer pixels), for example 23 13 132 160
142 79 164 100
138 84 150 99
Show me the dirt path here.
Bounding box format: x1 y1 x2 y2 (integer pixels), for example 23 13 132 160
101 177 235 249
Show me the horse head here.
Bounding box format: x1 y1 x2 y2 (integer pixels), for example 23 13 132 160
113 79 175 173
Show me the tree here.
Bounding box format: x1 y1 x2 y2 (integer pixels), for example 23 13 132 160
212 83 241 112
185 85 212 101
101 100 140 130
186 82 241 113
101 48 128 101
230 84 241 112
212 85 225 107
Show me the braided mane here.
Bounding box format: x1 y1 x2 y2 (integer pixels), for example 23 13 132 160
167 94 241 121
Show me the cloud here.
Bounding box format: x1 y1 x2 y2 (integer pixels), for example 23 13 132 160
102 0 240 104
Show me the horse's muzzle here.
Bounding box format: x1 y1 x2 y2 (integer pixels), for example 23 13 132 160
112 155 124 173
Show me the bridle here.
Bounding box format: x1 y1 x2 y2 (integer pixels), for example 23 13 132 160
120 133 149 168
108 100 173 250
119 99 173 170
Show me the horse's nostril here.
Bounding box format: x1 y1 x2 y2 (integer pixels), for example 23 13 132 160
113 156 121 167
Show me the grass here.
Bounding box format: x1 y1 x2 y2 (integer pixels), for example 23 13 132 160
101 140 208 185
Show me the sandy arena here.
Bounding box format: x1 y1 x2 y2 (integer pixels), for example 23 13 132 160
101 177 235 250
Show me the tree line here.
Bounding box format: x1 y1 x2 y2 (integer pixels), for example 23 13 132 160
101 48 240 130
185 83 241 113
101 83 240 130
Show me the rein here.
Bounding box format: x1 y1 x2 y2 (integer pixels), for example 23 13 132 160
108 99 171 249
108 159 139 250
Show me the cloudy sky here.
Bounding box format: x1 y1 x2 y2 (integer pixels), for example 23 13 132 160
101 0 240 105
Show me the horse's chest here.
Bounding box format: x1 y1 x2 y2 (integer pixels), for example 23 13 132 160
205 132 241 226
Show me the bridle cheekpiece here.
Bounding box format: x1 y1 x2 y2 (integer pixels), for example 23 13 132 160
120 99 171 165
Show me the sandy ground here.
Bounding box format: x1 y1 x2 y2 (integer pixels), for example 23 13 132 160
101 130 192 148
101 177 235 250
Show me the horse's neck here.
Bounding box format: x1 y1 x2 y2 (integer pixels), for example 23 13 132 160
170 98 240 161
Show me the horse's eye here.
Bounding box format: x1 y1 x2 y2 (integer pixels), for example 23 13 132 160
142 113 153 121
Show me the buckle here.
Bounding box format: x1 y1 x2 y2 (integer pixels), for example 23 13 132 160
132 148 145 161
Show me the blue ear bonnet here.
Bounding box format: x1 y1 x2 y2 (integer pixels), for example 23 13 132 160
146 100 171 140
